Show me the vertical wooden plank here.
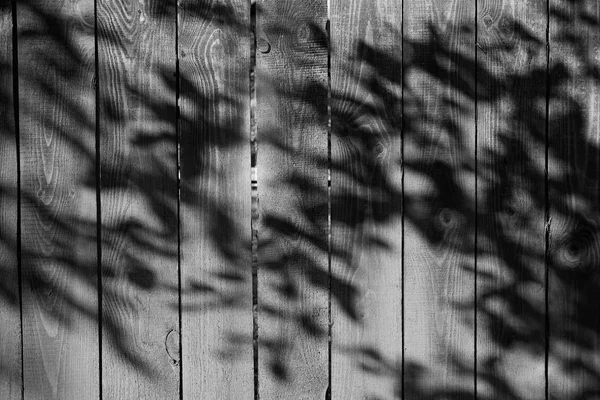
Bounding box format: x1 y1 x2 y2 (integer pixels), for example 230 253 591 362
329 1 403 399
548 0 600 397
179 0 253 397
255 0 329 397
17 0 99 398
403 0 476 397
97 0 179 397
0 2 21 398
476 0 547 398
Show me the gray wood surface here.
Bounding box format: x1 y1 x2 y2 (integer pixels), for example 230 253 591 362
17 0 99 398
548 0 600 397
476 1 548 398
403 0 476 398
0 3 21 399
97 0 179 397
330 0 403 398
4 0 600 398
255 0 329 397
178 0 253 397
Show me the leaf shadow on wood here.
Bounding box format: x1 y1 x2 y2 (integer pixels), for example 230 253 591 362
0 0 251 387
337 1 600 399
2 0 600 398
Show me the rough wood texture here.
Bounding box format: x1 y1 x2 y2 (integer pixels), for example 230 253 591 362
403 1 476 397
178 0 253 397
97 0 179 397
17 0 99 398
255 0 329 397
330 0 403 398
475 1 548 398
9 1 600 398
548 0 600 397
0 3 21 399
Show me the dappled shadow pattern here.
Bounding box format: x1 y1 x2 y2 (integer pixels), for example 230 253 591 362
1 0 600 399
335 1 600 399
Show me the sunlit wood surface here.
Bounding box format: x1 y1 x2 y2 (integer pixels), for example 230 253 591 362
2 0 599 399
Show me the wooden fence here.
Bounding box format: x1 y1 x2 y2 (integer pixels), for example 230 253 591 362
1 0 599 398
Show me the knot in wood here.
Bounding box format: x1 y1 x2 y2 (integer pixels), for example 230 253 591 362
257 38 271 54
373 142 386 158
555 227 600 282
483 15 494 28
437 208 456 227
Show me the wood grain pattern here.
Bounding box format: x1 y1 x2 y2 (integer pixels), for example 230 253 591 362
255 0 329 397
329 0 403 399
403 1 476 398
0 3 21 399
548 0 600 397
17 0 99 398
475 1 548 398
10 1 600 397
97 0 179 397
178 0 253 397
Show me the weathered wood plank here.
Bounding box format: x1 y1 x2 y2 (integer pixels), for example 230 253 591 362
403 1 476 397
548 0 600 397
255 0 329 397
17 0 99 398
178 0 253 397
329 0 403 398
97 0 179 397
0 2 21 399
475 1 548 398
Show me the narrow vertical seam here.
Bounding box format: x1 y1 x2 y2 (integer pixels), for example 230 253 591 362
175 0 183 397
544 1 551 399
250 1 259 399
400 0 405 398
326 7 332 400
11 1 24 398
93 0 103 397
473 1 478 399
